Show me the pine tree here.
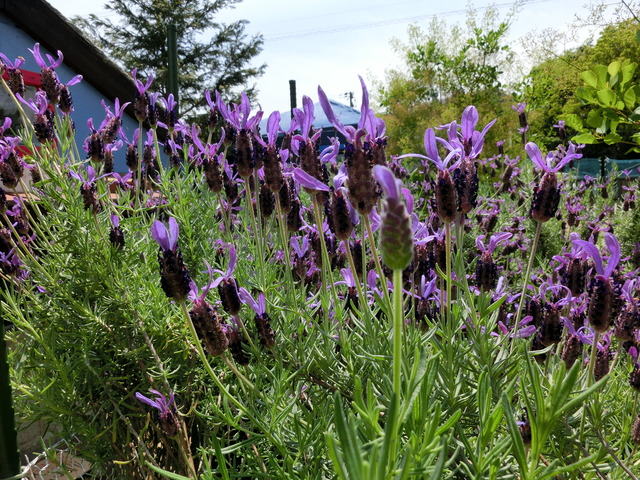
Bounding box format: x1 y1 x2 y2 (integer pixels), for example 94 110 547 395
74 0 265 118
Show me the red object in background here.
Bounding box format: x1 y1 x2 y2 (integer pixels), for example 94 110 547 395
1 69 41 87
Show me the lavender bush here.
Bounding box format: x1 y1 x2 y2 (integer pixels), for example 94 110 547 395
1 46 640 479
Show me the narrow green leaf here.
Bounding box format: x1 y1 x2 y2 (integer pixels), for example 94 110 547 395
434 409 462 437
501 393 528 475
428 437 448 480
145 462 191 480
333 394 363 480
326 433 350 480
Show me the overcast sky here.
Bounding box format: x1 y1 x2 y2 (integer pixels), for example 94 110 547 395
44 0 623 115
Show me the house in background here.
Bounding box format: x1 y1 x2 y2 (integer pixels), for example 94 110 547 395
0 0 140 173
258 99 362 152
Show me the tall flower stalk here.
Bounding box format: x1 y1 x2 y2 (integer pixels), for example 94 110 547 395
513 142 582 341
373 165 413 470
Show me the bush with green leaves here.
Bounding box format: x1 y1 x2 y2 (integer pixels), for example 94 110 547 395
1 45 640 480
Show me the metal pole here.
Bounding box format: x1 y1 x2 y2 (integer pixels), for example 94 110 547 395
289 80 297 119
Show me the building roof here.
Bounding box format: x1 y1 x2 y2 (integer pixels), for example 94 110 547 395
0 0 138 119
258 100 361 133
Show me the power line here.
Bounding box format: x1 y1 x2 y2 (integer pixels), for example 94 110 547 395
263 0 552 41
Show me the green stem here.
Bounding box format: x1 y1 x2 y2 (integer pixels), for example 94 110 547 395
387 268 405 472
512 220 543 348
178 302 291 465
244 177 266 286
136 120 144 209
445 220 452 322
363 214 391 310
588 331 602 386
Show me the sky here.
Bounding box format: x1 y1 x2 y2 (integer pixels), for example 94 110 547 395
44 0 626 115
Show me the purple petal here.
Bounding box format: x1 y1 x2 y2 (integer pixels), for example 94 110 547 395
423 128 442 166
135 392 161 410
293 168 330 192
227 244 237 277
461 106 478 141
267 111 281 145
372 165 400 200
525 142 547 172
603 233 620 278
574 239 604 276
167 217 179 251
239 287 259 313
318 86 349 139
151 220 171 251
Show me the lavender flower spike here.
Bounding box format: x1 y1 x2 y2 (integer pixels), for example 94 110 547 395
135 390 180 437
373 165 413 271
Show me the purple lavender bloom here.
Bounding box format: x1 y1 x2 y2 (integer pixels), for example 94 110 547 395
373 165 413 270
135 389 180 437
151 217 180 252
0 54 26 96
30 43 63 104
152 218 191 301
526 142 582 223
239 287 275 348
573 233 622 332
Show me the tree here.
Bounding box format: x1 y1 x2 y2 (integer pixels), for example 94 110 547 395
74 0 265 118
377 5 519 156
523 4 640 155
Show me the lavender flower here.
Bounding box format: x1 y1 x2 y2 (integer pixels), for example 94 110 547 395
208 244 242 316
0 54 25 96
574 233 622 333
30 43 63 104
132 68 154 122
188 263 229 356
109 215 125 248
373 165 413 271
135 390 180 437
526 142 581 223
151 217 191 301
239 288 275 348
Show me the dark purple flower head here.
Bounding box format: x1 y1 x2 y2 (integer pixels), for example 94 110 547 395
151 217 180 252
